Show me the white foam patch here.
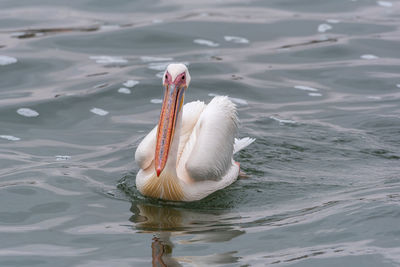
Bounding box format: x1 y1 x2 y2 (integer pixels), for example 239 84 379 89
361 54 379 60
0 135 20 141
193 39 220 47
90 108 109 116
118 88 131 94
99 25 120 31
294 85 319 92
150 99 162 104
89 56 128 65
123 80 139 88
224 36 249 44
17 108 39 117
308 93 322 97
318 24 332 33
377 1 393 7
396 84 400 88
140 56 173 62
367 96 382 100
0 55 18 66
326 19 340 24
152 19 164 24
230 97 248 105
208 93 248 106
55 155 71 161
270 116 296 125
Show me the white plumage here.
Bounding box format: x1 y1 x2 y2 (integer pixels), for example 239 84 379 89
135 64 254 201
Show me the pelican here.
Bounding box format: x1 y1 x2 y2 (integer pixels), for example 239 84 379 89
135 63 255 202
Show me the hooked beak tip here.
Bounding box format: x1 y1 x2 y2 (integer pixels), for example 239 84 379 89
156 167 162 177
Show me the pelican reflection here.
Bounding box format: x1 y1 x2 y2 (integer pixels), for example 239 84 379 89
129 202 243 266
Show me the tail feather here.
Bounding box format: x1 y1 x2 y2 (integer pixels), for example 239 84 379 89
233 137 256 154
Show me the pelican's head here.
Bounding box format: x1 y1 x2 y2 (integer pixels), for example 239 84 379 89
155 63 190 177
162 63 191 88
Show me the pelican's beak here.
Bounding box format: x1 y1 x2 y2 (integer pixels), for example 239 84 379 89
155 83 185 176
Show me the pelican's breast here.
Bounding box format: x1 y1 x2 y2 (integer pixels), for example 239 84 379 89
136 100 206 201
140 170 185 201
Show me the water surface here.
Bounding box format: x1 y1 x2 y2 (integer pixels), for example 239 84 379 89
1 0 400 266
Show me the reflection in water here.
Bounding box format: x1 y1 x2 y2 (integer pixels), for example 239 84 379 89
129 202 243 266
130 203 183 231
152 233 181 267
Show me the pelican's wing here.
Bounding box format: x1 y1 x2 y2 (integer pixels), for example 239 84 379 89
184 96 238 181
177 100 206 159
135 126 157 170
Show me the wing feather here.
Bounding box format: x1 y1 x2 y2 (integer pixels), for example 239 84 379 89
185 96 238 181
135 126 157 170
233 137 256 154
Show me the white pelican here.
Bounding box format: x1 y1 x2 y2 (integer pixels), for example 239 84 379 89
135 63 255 202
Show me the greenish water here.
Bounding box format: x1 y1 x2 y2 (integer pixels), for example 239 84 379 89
1 0 400 266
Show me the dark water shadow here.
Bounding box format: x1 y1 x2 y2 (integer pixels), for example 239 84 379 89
7 26 102 39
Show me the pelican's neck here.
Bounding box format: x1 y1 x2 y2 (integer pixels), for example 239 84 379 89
162 110 183 175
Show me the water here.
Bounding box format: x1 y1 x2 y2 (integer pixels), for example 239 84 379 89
1 0 400 266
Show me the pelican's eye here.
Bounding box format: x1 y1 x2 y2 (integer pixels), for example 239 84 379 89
182 75 185 80
165 74 168 79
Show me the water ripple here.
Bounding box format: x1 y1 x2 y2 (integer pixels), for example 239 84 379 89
1 0 400 265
